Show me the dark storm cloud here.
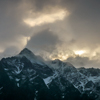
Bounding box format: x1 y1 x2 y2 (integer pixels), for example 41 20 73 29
0 0 100 68
67 0 100 49
28 0 60 11
0 0 30 45
0 0 61 50
0 0 36 55
26 29 61 53
26 0 100 50
27 0 80 12
67 56 100 68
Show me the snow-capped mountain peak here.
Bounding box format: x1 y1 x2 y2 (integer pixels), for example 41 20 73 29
0 48 100 100
19 48 35 57
17 48 44 65
48 59 77 72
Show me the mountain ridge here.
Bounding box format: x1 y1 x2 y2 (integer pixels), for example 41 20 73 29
0 48 99 100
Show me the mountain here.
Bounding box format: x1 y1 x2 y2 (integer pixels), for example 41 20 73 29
0 48 99 100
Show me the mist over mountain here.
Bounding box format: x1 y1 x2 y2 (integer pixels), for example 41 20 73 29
0 48 100 100
0 0 100 68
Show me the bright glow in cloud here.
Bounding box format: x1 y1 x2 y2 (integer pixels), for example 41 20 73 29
23 10 69 27
74 50 86 55
50 54 69 61
21 36 31 48
0 49 4 53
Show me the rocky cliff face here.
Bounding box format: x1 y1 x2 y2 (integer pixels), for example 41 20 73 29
0 48 99 100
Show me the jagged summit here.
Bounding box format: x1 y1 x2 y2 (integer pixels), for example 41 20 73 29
0 48 99 100
19 48 34 55
17 48 37 64
18 48 45 65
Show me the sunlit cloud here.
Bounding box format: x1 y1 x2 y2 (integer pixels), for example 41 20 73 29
23 10 69 27
23 36 31 45
20 36 31 49
74 50 86 56
51 54 69 61
0 49 4 53
49 50 87 61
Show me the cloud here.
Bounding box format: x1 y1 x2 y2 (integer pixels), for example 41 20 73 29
67 56 100 68
0 0 100 68
67 0 100 48
0 46 19 59
26 29 61 54
0 0 32 50
23 10 68 27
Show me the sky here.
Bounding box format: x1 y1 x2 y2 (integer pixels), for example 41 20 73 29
0 0 100 68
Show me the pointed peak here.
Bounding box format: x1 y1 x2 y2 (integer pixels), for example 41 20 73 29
18 48 45 65
54 59 61 62
19 48 34 55
52 59 62 64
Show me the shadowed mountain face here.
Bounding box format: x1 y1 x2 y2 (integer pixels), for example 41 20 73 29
0 48 98 100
